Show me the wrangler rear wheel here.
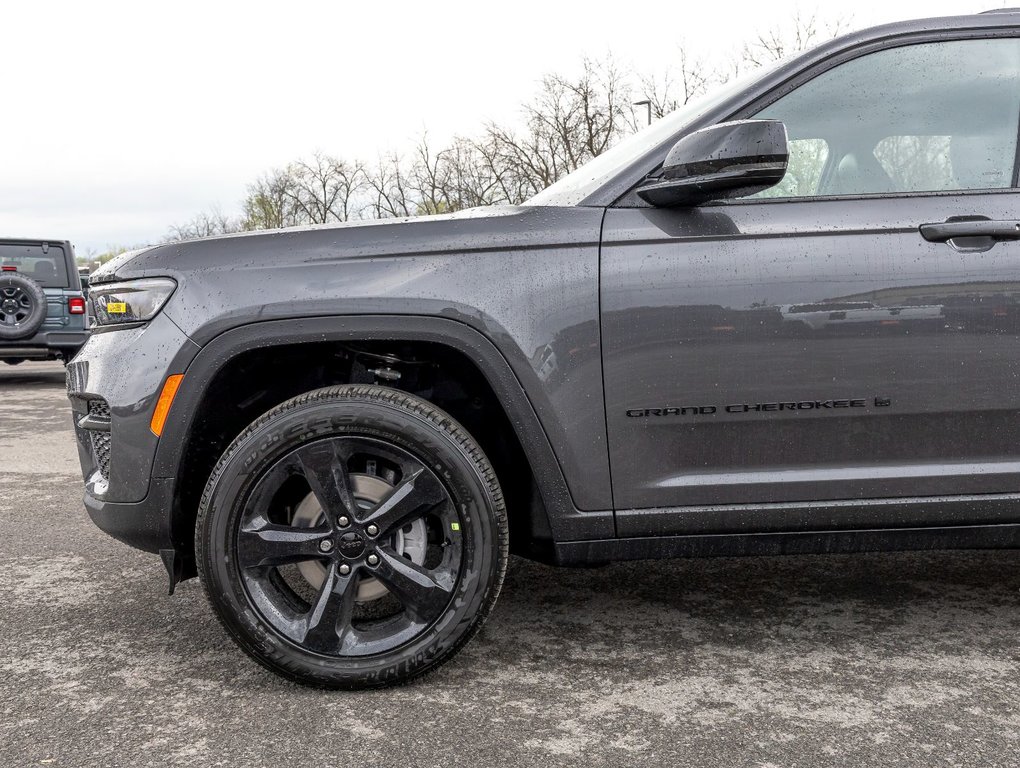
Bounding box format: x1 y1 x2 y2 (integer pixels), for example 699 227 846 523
195 385 508 689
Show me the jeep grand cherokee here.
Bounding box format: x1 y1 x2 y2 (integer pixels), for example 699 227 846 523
68 11 1020 688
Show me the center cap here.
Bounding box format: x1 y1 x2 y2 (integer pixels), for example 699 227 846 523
337 531 366 559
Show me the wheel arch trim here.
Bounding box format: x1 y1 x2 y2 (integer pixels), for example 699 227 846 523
152 314 614 543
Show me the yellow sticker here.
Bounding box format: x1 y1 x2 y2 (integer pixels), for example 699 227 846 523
450 522 461 532
106 302 127 314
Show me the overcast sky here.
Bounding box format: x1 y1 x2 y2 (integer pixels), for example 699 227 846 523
1 0 1012 254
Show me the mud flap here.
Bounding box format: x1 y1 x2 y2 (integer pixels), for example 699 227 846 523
160 548 184 596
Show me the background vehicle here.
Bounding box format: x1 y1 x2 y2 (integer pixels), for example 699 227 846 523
1 239 88 365
67 11 1020 688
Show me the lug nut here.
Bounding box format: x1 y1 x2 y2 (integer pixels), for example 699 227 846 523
366 524 379 536
337 515 350 528
338 563 351 576
318 539 334 553
366 553 380 566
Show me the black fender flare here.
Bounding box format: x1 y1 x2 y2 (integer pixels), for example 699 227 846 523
152 314 614 543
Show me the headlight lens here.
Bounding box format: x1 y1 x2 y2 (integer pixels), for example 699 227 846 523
89 278 177 327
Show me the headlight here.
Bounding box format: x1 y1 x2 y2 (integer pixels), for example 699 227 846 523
89 278 177 327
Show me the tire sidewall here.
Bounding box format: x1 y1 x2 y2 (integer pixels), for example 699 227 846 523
199 391 503 687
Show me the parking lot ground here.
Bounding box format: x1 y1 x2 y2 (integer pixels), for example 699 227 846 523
2 361 1020 767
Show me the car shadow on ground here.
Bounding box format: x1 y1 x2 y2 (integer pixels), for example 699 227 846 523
117 547 1020 690
494 549 1020 652
0 361 66 388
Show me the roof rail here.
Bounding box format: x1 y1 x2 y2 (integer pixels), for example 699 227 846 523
981 7 1020 12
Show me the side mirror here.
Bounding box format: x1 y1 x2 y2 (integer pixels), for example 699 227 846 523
636 120 788 207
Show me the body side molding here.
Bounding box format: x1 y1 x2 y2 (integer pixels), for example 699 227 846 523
556 523 1020 565
616 493 1020 537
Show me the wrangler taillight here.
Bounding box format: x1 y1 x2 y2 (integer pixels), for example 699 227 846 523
68 297 86 314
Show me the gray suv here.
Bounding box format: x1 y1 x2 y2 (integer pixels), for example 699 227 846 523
1 239 88 365
67 11 1020 688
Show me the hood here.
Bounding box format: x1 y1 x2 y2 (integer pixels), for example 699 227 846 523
93 205 547 284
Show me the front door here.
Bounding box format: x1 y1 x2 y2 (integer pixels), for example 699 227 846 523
601 36 1020 529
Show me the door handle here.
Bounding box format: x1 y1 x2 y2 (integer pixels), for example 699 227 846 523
919 218 1020 243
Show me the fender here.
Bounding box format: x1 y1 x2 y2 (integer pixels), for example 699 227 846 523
150 314 615 543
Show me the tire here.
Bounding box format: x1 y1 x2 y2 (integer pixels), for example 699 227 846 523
195 385 508 689
2 359 25 366
0 274 47 340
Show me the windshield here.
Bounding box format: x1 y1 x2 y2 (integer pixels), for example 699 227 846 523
524 62 783 207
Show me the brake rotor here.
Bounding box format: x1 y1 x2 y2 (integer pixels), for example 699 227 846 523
291 473 427 602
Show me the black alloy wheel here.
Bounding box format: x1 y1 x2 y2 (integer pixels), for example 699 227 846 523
196 385 508 688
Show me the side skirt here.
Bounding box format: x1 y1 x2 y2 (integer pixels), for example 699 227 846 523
554 524 1020 565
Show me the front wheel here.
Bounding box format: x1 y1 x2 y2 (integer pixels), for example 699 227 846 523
195 385 508 689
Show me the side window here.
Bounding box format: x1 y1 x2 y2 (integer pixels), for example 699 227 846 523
757 138 829 198
750 38 1020 198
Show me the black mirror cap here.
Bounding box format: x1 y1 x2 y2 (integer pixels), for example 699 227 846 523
637 119 789 207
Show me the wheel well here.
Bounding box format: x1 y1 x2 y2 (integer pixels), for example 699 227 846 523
174 340 553 567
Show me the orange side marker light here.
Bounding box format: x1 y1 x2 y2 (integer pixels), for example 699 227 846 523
150 374 184 436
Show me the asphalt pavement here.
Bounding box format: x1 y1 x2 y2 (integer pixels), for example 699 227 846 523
2 360 1020 767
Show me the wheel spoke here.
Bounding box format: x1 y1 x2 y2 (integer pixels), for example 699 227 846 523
294 441 356 527
362 468 447 535
300 562 360 654
237 523 328 568
235 435 467 660
373 548 453 623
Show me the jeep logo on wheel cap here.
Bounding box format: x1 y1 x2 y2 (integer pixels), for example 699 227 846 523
337 532 366 559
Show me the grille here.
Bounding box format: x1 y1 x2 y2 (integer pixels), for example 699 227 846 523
82 398 111 481
88 400 111 420
91 431 111 480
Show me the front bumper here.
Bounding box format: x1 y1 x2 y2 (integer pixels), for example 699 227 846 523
67 313 200 552
84 478 176 553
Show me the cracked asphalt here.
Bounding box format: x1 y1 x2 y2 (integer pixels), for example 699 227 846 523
2 360 1020 767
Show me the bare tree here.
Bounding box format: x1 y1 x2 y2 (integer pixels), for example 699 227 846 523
284 152 367 224
165 207 243 242
438 137 509 210
407 137 451 215
242 169 301 230
365 153 416 219
634 47 714 127
472 132 536 206
739 10 852 69
413 135 509 213
482 58 633 201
